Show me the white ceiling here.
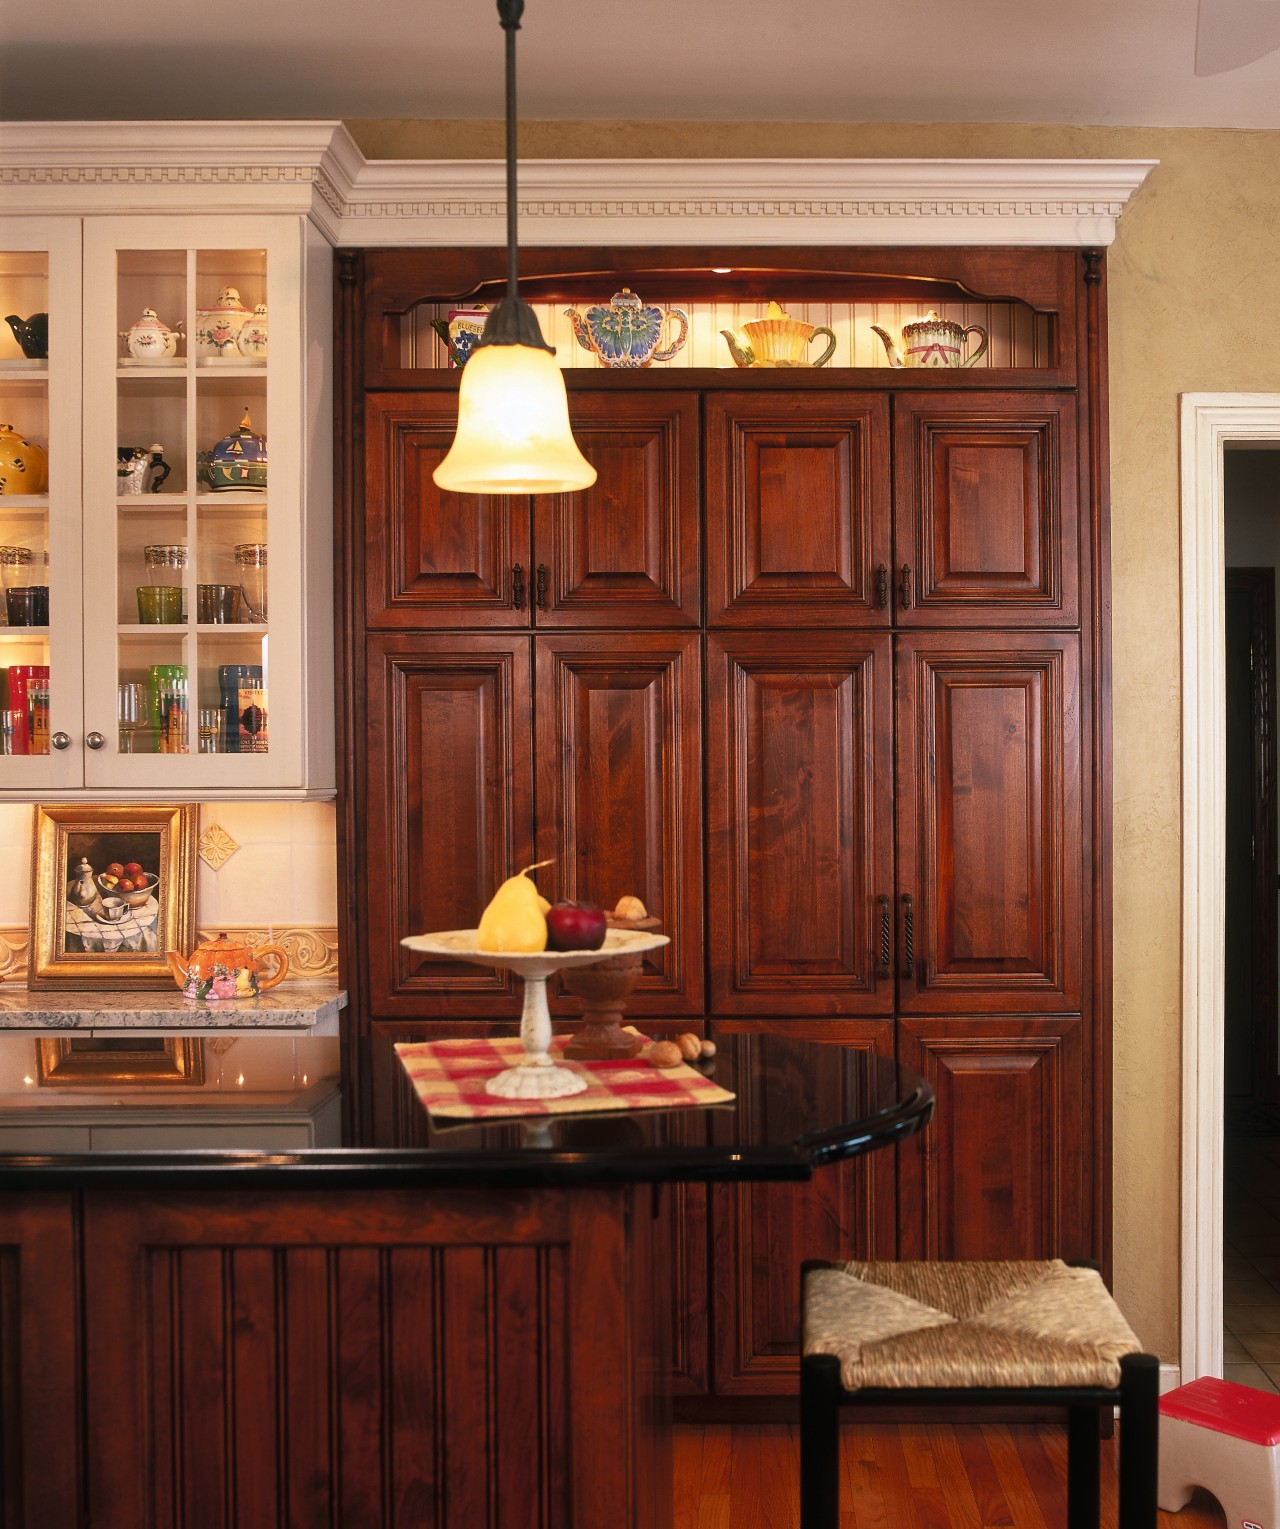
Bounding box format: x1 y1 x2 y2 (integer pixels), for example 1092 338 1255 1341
4 0 1280 130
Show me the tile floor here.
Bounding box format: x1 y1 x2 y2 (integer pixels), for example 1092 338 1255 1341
1223 1133 1280 1392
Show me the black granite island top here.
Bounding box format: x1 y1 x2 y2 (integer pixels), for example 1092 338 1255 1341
0 1029 932 1189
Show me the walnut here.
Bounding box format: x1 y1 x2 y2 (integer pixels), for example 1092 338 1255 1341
700 1039 716 1058
676 1033 702 1061
613 894 648 920
647 1040 682 1068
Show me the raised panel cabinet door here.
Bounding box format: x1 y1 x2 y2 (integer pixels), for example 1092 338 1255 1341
364 393 532 628
705 392 892 627
0 1193 79 1528
533 390 701 628
708 1022 897 1395
706 632 894 1015
896 1016 1088 1262
893 391 1079 626
364 634 533 1017
534 633 704 1015
895 631 1083 1013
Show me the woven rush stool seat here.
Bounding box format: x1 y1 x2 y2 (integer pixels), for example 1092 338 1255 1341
799 1259 1160 1529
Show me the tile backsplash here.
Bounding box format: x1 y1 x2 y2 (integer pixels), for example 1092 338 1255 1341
0 801 337 927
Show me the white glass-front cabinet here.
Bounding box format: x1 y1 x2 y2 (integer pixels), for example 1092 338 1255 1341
0 213 334 798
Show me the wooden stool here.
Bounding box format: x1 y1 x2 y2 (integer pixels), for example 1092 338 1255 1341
1159 1375 1280 1527
800 1259 1160 1529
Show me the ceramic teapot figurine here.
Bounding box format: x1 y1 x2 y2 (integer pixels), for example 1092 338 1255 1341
870 310 989 369
0 422 49 494
117 443 171 495
166 931 290 1001
721 301 837 369
429 306 489 368
235 304 269 361
119 308 183 363
5 313 48 360
565 289 689 369
195 286 251 358
199 408 267 492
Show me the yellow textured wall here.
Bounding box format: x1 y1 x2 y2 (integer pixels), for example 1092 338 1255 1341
349 118 1280 1363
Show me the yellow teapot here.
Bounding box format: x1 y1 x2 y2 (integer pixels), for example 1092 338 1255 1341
721 301 837 369
166 931 289 1001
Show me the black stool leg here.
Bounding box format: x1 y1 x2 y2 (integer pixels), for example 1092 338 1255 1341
1117 1352 1160 1529
799 1353 842 1529
1067 1403 1101 1529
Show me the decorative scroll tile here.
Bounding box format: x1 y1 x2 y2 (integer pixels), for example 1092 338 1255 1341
1 924 337 983
194 926 340 981
0 928 29 981
198 823 240 871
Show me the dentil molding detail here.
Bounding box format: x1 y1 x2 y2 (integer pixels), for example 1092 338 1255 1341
0 121 1156 247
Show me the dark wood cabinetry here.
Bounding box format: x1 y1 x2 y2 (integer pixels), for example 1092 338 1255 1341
336 244 1111 1408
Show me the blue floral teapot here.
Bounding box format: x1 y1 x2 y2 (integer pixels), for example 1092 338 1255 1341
565 289 689 369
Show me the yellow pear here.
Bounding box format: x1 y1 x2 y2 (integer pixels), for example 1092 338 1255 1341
476 861 551 952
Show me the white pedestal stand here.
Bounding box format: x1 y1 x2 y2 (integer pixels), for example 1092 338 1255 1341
400 928 669 1100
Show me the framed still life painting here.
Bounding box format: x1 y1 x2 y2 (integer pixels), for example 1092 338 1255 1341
28 802 197 990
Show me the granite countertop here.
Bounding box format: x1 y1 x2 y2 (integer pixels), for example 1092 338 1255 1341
0 983 345 1033
0 1033 934 1189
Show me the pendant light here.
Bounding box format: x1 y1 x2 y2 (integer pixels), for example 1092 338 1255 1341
432 0 597 496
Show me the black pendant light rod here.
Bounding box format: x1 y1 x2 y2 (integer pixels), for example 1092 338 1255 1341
498 0 523 303
478 0 553 353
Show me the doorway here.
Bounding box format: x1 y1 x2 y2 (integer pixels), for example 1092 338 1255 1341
1222 460 1280 1393
1223 565 1278 1119
1181 397 1280 1386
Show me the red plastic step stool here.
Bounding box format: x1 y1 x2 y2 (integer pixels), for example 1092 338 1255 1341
1159 1376 1280 1528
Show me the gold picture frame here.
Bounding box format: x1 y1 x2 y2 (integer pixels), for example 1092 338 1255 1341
28 803 197 991
35 1036 205 1087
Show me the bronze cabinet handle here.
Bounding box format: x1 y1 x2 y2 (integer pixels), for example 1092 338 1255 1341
512 563 525 610
899 563 913 610
536 563 548 610
901 892 914 980
878 894 891 978
876 563 889 609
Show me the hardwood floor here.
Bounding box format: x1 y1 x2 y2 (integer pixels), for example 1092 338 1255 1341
673 1422 1226 1527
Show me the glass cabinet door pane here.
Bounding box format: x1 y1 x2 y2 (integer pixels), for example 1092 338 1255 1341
0 228 83 791
82 224 297 789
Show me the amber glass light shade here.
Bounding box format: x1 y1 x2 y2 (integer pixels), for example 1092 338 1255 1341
432 343 597 496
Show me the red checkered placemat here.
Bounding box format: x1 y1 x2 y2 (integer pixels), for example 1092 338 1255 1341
395 1034 735 1120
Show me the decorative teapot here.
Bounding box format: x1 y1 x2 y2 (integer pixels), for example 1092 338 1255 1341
5 313 47 360
721 301 837 369
166 931 290 1001
0 422 49 494
119 308 183 363
235 304 269 361
565 289 689 369
429 306 489 369
199 409 267 492
117 443 172 495
195 286 251 358
870 310 989 369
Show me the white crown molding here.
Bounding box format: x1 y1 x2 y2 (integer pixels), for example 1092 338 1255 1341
346 156 1156 247
0 121 362 241
0 123 1155 248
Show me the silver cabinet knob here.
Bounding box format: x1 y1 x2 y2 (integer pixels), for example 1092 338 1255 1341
86 731 106 750
51 730 71 751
